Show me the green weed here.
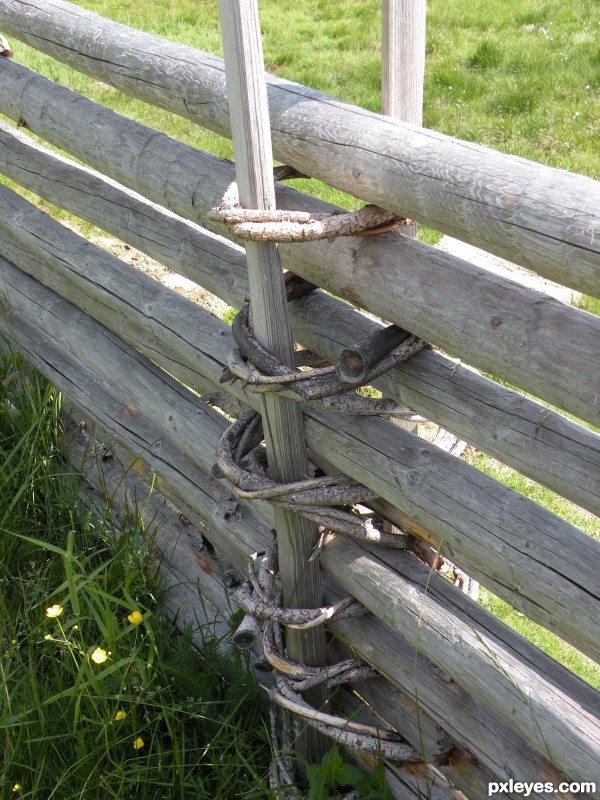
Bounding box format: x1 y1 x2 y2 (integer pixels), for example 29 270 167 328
0 349 274 799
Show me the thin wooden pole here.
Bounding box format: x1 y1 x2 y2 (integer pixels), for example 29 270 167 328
381 2 426 446
218 0 328 770
382 0 425 248
382 0 426 125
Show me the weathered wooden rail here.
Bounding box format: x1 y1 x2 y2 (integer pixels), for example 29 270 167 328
0 2 599 799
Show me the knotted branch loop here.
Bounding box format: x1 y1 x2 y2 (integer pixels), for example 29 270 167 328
224 303 426 417
213 409 411 554
209 163 440 788
231 547 424 775
209 166 413 242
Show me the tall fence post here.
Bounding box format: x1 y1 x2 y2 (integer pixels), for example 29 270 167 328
218 0 328 772
382 0 425 243
381 0 426 442
382 0 426 125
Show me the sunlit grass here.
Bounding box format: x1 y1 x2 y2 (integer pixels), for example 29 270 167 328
0 348 274 799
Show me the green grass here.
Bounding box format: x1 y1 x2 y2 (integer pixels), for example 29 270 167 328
6 0 600 231
0 348 275 799
424 1 600 176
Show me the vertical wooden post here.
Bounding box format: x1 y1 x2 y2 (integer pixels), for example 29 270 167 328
382 0 426 126
382 0 425 242
382 0 425 441
218 0 328 770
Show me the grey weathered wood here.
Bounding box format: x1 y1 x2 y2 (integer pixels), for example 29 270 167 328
1 119 598 520
0 208 598 662
381 0 424 247
321 535 600 791
382 0 426 124
325 594 598 800
1 0 599 297
0 69 598 430
67 425 233 645
218 0 327 766
2 297 597 800
381 0 425 444
0 299 274 578
335 325 411 385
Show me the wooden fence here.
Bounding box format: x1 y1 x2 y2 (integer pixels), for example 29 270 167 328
0 2 599 798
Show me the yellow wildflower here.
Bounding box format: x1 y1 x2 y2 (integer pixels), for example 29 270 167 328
90 647 109 665
46 604 64 619
11 639 17 645
132 737 145 750
127 610 143 625
114 710 127 721
12 785 21 792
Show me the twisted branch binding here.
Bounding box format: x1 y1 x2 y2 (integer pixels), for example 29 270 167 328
208 171 412 243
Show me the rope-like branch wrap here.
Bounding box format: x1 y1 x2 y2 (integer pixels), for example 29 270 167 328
232 547 423 794
208 166 412 242
225 304 426 416
210 167 449 789
213 409 410 556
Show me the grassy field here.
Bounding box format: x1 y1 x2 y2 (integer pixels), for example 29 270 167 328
1 0 600 796
8 1 600 185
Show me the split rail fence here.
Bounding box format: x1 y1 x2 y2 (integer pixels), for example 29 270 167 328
0 2 599 798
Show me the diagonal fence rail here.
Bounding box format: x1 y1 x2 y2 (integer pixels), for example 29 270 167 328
0 3 599 798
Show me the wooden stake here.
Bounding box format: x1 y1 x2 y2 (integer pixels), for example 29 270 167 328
381 1 426 466
218 0 328 770
382 0 426 125
381 0 425 432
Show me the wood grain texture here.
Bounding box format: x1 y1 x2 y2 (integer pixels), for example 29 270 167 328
382 0 425 124
67 426 233 647
0 211 598 665
321 535 600 790
1 284 597 799
0 120 598 521
0 0 599 297
381 0 424 246
218 2 327 766
0 68 597 430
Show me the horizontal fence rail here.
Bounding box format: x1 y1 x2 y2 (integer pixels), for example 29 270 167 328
1 262 598 798
1 0 599 297
0 194 598 668
0 4 599 798
0 120 598 521
0 63 599 434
